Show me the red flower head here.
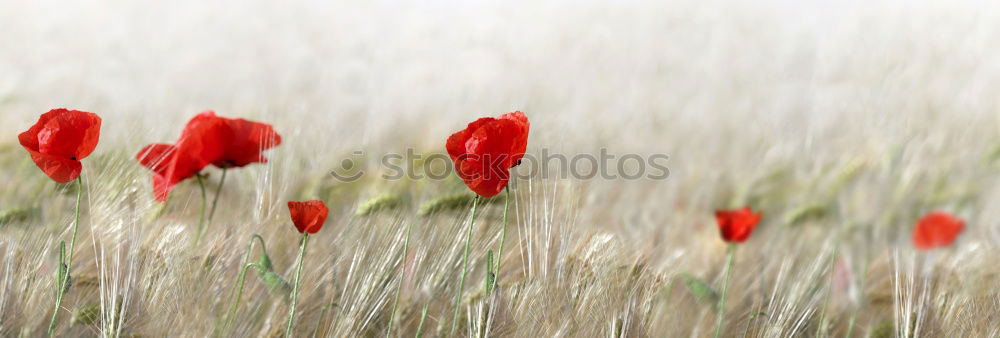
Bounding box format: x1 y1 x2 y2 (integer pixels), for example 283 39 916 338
715 207 762 243
137 112 227 201
136 111 281 201
207 112 282 168
18 109 102 183
913 212 964 251
446 111 529 198
288 200 329 234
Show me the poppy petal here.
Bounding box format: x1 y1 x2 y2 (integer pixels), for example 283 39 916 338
913 212 965 250
24 149 83 184
499 111 530 166
34 109 102 159
136 144 177 172
214 117 282 168
152 174 173 202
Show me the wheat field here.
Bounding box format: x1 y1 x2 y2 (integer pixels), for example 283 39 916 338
1 0 999 337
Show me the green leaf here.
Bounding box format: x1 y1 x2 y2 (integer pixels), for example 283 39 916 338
56 241 71 293
256 251 274 272
258 271 292 302
483 250 496 293
679 273 719 308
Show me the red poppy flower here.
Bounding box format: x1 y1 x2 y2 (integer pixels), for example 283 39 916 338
913 212 964 250
288 200 329 234
208 113 282 168
18 109 102 184
136 111 281 201
136 112 227 201
446 111 530 198
715 207 762 243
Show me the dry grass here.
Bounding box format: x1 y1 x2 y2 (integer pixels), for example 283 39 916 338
1 0 999 337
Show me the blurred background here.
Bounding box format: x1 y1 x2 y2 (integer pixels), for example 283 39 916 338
3 0 1000 250
3 0 999 231
3 0 998 146
2 0 1000 335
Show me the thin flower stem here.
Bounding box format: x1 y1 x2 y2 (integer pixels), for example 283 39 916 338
285 233 310 338
845 311 858 338
311 301 334 338
450 196 481 336
493 186 510 287
67 177 83 264
195 174 208 245
208 168 227 223
714 244 737 338
386 222 415 338
223 235 269 333
415 302 430 338
47 177 83 337
224 262 259 332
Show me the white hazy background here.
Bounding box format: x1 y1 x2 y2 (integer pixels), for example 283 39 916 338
3 0 998 145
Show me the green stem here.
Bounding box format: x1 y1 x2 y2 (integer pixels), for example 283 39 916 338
450 196 481 336
47 177 83 337
311 302 334 338
415 302 430 338
223 235 269 333
493 187 510 288
386 222 415 338
208 168 227 223
224 262 260 332
67 178 83 264
195 174 208 245
285 233 310 338
845 311 857 338
714 244 737 338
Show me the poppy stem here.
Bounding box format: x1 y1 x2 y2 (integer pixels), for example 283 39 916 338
450 196 481 336
285 233 310 338
223 234 268 333
493 186 510 289
195 174 208 245
67 177 83 264
386 222 414 338
714 244 737 338
47 176 83 337
415 302 430 338
225 262 259 332
311 301 335 338
208 168 227 223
